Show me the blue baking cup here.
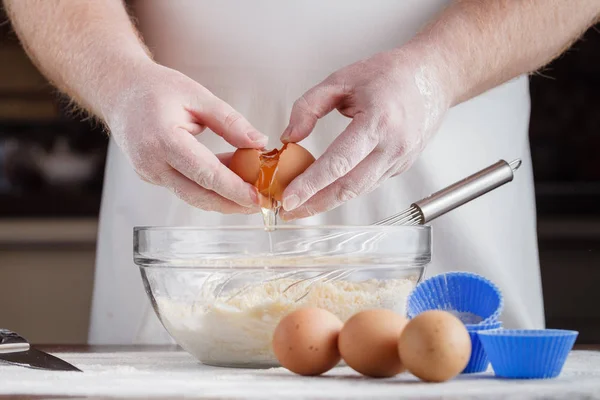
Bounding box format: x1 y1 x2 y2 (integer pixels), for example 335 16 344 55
462 321 503 374
406 272 503 325
466 321 503 332
479 329 579 379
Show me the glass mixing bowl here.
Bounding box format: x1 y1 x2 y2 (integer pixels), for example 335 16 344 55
134 225 431 368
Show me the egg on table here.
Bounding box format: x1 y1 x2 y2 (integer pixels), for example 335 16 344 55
338 309 409 378
398 310 472 382
272 307 343 376
229 143 315 206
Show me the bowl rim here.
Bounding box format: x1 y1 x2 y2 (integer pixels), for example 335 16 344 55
133 225 432 269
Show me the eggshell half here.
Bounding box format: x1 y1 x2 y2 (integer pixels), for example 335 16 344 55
228 148 261 184
271 143 315 201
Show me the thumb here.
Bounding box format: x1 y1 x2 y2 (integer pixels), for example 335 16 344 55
281 79 346 143
193 94 268 149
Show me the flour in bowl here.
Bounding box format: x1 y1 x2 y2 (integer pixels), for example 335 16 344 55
155 277 416 367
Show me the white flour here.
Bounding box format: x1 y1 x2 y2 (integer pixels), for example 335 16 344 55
156 277 415 367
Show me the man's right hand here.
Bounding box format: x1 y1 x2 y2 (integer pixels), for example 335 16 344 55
6 0 265 214
105 62 266 214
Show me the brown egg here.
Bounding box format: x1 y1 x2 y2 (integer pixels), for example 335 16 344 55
229 143 315 204
272 307 343 376
398 310 471 382
339 309 409 377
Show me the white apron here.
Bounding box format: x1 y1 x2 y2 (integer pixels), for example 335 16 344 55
89 0 544 344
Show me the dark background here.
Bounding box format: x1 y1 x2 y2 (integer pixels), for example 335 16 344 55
0 6 598 344
528 25 600 343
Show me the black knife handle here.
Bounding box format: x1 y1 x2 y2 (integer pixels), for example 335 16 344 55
0 329 28 346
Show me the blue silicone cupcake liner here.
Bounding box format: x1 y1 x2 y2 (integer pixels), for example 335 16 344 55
466 321 503 332
478 329 578 379
406 272 503 325
462 321 503 374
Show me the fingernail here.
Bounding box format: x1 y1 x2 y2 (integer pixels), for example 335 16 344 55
280 126 292 143
279 213 291 222
258 193 271 209
279 210 295 221
283 194 300 211
249 187 259 205
247 131 268 146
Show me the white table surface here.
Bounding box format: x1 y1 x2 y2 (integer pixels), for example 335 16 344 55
0 347 599 399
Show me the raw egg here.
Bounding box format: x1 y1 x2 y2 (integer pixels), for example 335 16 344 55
272 307 343 376
229 143 315 206
338 309 409 377
397 310 471 382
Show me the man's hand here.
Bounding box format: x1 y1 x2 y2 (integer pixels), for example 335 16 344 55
4 0 266 214
280 0 600 220
279 48 449 220
107 63 266 213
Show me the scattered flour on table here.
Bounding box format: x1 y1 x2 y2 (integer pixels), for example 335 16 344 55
2 351 600 399
156 278 415 367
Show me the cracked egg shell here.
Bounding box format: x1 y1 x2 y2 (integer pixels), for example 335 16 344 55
229 143 315 201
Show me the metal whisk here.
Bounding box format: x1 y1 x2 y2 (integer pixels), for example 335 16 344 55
374 158 522 226
279 158 522 301
219 158 522 303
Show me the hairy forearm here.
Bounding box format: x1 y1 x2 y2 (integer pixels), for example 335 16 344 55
409 0 600 106
3 0 152 120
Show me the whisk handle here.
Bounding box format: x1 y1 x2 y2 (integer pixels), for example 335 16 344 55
413 159 520 223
